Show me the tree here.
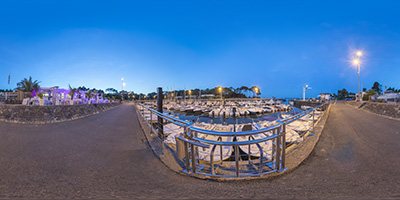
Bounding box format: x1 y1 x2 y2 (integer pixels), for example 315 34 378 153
106 88 118 94
16 76 40 96
68 84 77 100
387 87 400 93
363 89 377 101
78 86 89 91
337 88 349 100
372 82 382 94
85 90 93 102
147 92 157 99
239 86 249 97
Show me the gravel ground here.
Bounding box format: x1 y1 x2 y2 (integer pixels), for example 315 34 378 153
0 102 399 199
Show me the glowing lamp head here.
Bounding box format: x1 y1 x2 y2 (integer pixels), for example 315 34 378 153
218 87 222 92
122 83 126 86
121 78 124 81
353 59 359 65
356 51 362 57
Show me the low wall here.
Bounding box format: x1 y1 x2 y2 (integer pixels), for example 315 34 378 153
292 100 323 109
346 101 400 119
0 103 121 124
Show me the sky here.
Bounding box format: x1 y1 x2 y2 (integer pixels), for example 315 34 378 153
1 0 400 98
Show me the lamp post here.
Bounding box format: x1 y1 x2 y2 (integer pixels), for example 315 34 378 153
355 51 362 101
254 87 259 98
303 85 311 101
121 78 125 101
218 87 223 100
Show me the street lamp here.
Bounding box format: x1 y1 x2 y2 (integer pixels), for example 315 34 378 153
121 78 125 101
355 51 362 101
188 90 191 100
254 87 259 98
303 85 311 101
218 87 223 100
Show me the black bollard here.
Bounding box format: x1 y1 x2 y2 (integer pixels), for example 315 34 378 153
157 87 163 138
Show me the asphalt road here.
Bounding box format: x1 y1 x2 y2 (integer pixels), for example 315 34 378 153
0 102 399 199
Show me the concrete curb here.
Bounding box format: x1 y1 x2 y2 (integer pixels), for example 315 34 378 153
137 104 332 181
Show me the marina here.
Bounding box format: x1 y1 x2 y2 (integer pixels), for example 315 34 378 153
144 99 298 124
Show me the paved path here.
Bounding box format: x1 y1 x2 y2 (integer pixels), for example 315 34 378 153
0 102 399 199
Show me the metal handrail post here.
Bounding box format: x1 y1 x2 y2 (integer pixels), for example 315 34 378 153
312 109 315 132
184 142 190 172
281 122 286 171
235 144 240 177
276 127 281 171
150 111 153 135
271 129 276 168
191 143 196 173
188 127 196 173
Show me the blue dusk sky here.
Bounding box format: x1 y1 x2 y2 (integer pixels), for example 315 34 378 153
1 0 400 98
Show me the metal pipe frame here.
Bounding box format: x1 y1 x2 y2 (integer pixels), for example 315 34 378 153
136 102 328 177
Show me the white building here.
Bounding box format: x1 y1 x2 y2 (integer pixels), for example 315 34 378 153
377 93 400 103
319 93 331 101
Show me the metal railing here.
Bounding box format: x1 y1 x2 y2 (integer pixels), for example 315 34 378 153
136 102 328 178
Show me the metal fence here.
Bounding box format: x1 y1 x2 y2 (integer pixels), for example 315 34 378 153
136 101 328 177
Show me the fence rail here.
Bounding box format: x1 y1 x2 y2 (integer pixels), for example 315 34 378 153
136 101 328 178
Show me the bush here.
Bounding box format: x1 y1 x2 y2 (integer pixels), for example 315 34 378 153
362 95 370 101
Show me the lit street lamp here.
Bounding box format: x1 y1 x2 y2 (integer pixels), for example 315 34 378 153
218 87 223 100
303 85 311 101
254 87 259 98
121 78 126 101
355 51 362 101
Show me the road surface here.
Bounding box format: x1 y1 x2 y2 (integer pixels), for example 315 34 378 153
0 102 399 199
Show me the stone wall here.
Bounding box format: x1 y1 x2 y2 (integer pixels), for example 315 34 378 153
346 101 400 119
0 103 121 124
292 100 323 109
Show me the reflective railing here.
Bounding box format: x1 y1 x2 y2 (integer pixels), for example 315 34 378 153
136 101 328 178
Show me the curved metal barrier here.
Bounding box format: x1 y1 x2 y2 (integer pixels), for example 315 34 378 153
136 101 328 177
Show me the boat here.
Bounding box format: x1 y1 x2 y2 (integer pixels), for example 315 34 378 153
196 124 234 162
236 124 274 159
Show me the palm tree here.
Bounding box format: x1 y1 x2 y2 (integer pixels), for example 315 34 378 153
16 76 40 97
68 84 77 104
239 86 250 98
106 88 118 94
85 90 93 104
